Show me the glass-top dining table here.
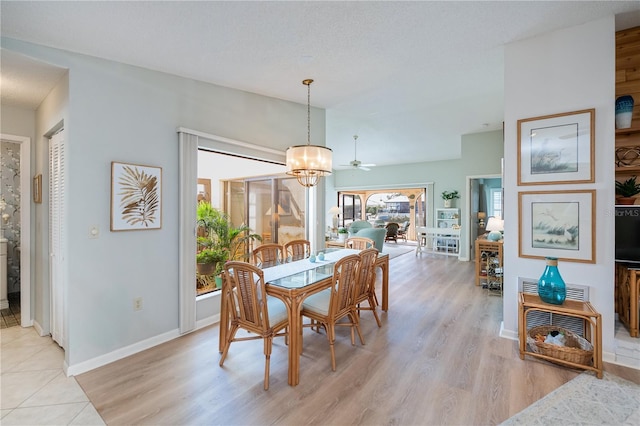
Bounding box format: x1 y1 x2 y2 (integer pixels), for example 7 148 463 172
218 248 390 386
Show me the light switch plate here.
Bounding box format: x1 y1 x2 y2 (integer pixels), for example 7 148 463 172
89 225 100 239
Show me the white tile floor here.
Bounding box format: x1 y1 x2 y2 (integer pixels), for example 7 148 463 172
1 326 104 425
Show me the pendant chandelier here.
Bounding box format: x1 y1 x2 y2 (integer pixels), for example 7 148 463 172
285 79 332 187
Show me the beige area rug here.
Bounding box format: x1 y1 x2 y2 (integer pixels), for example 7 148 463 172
381 244 414 259
501 372 640 425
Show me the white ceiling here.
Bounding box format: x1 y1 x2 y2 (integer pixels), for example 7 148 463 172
2 1 639 169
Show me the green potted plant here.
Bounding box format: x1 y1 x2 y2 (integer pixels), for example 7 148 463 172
615 176 640 205
196 202 261 278
337 226 348 242
441 190 460 208
195 247 228 276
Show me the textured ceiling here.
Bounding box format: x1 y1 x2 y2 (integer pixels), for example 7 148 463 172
2 1 640 168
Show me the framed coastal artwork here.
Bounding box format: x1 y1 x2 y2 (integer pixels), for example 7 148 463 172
517 109 595 185
110 161 162 231
518 190 595 263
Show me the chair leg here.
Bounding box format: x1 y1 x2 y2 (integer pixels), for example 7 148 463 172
264 336 272 390
328 323 337 371
219 324 239 366
369 296 382 327
372 289 379 307
351 311 365 345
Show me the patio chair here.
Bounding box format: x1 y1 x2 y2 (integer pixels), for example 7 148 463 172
397 221 410 242
219 261 289 390
385 222 399 243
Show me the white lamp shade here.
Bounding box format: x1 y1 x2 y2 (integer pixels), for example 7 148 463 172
485 216 504 241
485 217 504 232
328 206 341 215
285 145 332 187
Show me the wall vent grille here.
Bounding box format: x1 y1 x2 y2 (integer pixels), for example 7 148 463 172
518 277 589 337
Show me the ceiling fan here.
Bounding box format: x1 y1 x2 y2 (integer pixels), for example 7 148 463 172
341 135 376 171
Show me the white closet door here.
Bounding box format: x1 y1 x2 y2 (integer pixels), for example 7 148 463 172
49 130 66 349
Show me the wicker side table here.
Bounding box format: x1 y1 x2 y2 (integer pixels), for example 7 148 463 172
518 292 602 378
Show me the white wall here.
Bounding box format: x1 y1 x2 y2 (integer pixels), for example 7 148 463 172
503 19 617 357
328 129 504 260
2 38 325 371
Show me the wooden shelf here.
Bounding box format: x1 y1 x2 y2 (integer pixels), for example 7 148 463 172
616 27 640 180
615 145 640 174
615 127 640 136
475 237 503 295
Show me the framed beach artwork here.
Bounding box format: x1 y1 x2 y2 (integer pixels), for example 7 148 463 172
517 109 595 185
518 190 595 263
110 161 162 231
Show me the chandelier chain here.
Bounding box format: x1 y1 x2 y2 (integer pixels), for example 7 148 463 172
306 80 311 145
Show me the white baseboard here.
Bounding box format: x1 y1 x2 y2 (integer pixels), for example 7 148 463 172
66 328 181 377
499 321 518 341
65 316 224 377
196 314 220 331
33 320 46 337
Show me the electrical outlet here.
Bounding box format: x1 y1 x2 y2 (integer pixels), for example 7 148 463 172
133 297 143 311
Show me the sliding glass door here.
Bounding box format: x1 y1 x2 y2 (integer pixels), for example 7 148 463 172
232 176 306 251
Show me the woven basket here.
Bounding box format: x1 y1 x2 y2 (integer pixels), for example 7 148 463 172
526 325 593 366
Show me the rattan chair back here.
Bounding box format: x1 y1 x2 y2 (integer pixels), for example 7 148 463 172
252 243 284 268
219 261 288 390
283 239 311 262
355 248 382 327
301 254 363 371
345 236 375 250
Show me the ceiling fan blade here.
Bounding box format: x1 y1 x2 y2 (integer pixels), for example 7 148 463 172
359 166 371 171
360 163 376 167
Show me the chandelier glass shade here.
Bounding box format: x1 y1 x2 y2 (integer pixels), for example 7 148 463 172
286 79 332 187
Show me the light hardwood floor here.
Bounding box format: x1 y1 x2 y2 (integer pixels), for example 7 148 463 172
76 253 639 425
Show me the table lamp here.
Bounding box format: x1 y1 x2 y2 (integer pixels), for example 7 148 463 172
478 212 486 228
486 216 504 241
328 206 341 231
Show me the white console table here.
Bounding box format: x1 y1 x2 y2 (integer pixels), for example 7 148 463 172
415 227 460 257
1 238 8 310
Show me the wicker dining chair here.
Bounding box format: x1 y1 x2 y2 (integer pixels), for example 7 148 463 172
283 239 311 262
354 248 381 328
301 254 363 371
345 236 375 250
219 261 289 390
251 243 285 268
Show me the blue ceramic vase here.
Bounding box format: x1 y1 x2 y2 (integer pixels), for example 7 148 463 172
615 95 634 129
538 257 566 305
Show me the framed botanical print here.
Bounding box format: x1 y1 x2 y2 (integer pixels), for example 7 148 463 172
110 162 162 231
517 109 595 185
518 190 595 263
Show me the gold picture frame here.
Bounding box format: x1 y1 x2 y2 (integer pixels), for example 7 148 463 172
33 174 42 204
518 190 595 263
110 161 162 231
517 109 595 185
